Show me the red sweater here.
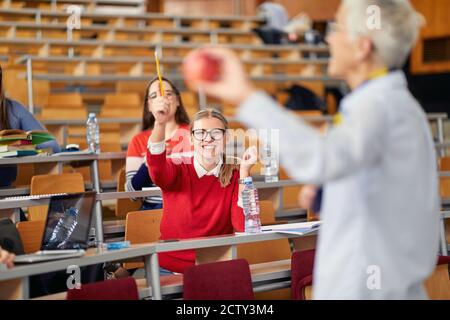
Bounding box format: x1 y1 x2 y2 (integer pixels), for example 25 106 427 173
147 150 245 273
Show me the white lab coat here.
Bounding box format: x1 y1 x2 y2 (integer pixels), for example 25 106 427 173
237 71 440 299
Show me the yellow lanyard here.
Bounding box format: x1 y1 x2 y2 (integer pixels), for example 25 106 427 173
368 67 389 80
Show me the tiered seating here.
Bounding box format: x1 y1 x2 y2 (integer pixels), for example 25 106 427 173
1 8 329 296
0 21 261 44
100 92 141 118
439 157 450 245
15 55 328 79
115 167 141 218
0 3 332 152
16 220 45 253
98 92 142 147
2 0 146 13
0 6 264 30
41 92 87 120
28 172 85 221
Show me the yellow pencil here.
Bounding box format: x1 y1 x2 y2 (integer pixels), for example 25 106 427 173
154 50 164 97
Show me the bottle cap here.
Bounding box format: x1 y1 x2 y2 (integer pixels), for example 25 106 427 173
243 177 253 184
88 113 96 118
66 207 79 217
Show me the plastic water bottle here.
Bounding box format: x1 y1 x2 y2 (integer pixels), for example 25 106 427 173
48 207 79 249
86 113 100 153
241 177 262 234
263 144 279 183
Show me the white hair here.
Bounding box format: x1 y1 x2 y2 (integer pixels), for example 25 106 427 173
343 0 424 68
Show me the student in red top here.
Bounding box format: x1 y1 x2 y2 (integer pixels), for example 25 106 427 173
147 108 256 273
125 77 192 210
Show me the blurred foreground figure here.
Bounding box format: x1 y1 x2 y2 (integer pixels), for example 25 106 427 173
185 0 440 299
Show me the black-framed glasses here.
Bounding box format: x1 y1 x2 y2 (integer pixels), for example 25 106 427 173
191 128 225 141
148 90 175 100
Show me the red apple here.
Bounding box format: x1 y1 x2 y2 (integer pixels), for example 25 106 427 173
182 50 221 84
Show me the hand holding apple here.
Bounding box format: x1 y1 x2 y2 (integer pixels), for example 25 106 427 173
183 47 257 105
182 50 222 83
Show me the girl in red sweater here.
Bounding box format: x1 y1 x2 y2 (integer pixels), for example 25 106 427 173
147 107 256 273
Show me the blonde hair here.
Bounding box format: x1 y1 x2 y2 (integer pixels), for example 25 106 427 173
191 108 238 188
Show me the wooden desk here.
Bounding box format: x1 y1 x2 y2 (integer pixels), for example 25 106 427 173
0 244 155 299
0 152 125 241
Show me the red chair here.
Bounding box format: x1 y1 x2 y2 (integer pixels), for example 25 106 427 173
437 255 450 265
291 249 316 300
67 277 139 300
183 259 255 300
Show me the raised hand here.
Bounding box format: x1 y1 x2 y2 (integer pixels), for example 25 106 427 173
240 146 258 173
150 97 171 125
183 47 256 105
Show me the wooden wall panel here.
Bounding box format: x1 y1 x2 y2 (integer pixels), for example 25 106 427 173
272 0 340 21
411 0 450 74
163 0 258 16
161 0 340 20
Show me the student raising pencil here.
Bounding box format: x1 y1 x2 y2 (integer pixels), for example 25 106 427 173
125 77 192 210
147 107 256 273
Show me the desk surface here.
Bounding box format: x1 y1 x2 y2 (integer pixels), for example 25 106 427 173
0 180 300 209
0 244 154 282
1 178 448 209
0 189 160 209
0 226 312 282
0 151 125 165
153 228 317 253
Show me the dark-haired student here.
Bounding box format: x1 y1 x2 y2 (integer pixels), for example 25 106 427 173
0 65 60 188
125 77 192 210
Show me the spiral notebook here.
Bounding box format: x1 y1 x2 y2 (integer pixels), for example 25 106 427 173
3 193 68 201
261 221 321 235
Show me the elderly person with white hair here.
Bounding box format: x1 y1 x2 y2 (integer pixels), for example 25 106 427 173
185 0 440 299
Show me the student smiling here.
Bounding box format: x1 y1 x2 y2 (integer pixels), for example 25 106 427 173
147 108 256 273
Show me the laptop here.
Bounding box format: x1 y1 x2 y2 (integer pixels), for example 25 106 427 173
14 191 96 264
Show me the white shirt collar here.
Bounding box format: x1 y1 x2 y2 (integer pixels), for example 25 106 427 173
193 155 222 178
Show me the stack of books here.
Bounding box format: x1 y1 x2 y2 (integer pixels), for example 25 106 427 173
0 129 55 158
